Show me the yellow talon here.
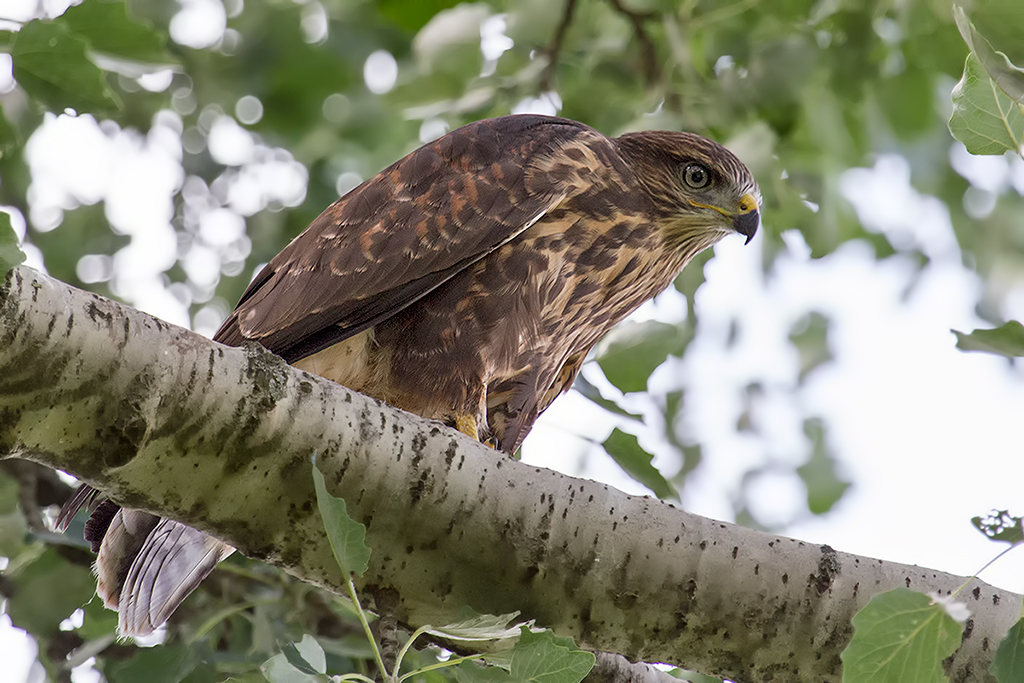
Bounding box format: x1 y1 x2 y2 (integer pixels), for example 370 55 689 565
453 414 497 448
455 414 479 441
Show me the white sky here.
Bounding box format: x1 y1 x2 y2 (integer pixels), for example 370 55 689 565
3 3 1024 682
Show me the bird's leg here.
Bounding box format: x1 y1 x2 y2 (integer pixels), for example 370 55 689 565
454 413 497 449
454 414 480 440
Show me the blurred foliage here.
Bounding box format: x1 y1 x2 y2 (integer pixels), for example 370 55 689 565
954 321 1024 357
796 418 850 516
0 210 24 271
0 0 1022 681
594 320 690 394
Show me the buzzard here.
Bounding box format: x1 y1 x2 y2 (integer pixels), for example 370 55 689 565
59 114 760 635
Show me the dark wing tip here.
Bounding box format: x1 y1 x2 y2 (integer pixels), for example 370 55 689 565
55 483 100 532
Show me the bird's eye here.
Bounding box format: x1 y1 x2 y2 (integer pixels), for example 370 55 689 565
683 163 711 189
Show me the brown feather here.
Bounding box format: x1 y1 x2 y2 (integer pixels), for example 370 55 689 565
214 116 592 361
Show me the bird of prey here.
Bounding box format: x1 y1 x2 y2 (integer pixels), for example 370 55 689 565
58 114 760 636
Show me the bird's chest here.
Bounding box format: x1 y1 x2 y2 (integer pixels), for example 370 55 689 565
470 214 683 375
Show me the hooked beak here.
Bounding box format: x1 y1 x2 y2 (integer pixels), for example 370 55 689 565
732 193 760 245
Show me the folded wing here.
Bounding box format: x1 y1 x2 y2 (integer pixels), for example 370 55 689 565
58 114 595 636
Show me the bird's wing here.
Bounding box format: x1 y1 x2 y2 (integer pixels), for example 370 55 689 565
214 115 592 361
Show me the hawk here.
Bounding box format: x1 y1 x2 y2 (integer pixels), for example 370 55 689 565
58 114 760 636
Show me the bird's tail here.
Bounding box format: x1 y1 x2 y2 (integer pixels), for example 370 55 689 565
58 486 234 637
112 516 234 636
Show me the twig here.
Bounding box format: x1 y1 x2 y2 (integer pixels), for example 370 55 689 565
347 575 387 681
538 0 579 92
372 586 402 681
607 0 659 84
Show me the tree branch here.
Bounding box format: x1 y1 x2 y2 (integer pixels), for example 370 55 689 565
607 0 659 84
539 0 578 93
0 267 1018 682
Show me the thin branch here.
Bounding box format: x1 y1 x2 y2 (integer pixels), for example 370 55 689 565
373 586 402 681
607 0 659 84
397 654 483 681
538 0 578 93
0 459 75 507
347 576 387 680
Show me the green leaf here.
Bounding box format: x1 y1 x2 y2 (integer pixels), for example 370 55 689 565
949 53 1023 155
427 610 527 642
797 418 850 515
509 628 595 683
992 618 1024 682
971 510 1024 545
59 0 176 65
952 322 1024 357
841 588 965 683
601 429 677 499
457 661 515 683
260 652 328 683
572 375 642 422
595 320 689 394
12 19 120 114
283 635 327 675
312 460 371 576
106 644 199 683
953 5 1024 105
0 212 25 275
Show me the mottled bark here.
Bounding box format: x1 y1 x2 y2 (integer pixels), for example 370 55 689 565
0 267 1018 682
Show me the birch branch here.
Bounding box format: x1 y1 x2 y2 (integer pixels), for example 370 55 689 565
0 267 1017 682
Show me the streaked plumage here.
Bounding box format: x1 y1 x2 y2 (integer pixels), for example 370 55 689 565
59 114 760 636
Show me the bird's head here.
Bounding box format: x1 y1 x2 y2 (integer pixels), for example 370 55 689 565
615 130 761 252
